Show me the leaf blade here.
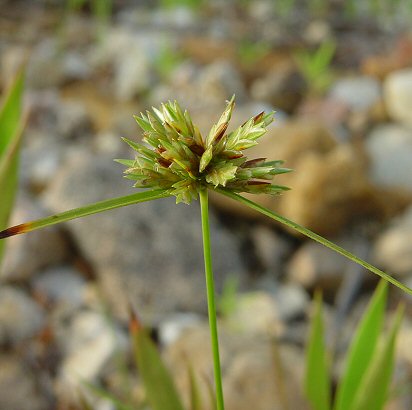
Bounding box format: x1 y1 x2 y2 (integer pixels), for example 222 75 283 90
0 68 24 157
216 189 412 296
0 68 25 263
304 291 331 410
0 189 171 239
334 281 388 410
188 364 203 410
130 321 185 410
351 304 404 410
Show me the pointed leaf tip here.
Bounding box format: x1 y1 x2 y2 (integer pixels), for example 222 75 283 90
0 223 30 239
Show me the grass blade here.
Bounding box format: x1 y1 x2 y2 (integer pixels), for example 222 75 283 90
216 189 412 296
0 68 25 263
334 281 387 410
188 364 203 410
0 189 171 239
304 291 331 410
0 68 24 157
351 304 404 410
130 313 185 410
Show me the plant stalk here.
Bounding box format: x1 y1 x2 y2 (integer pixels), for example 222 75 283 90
199 188 225 410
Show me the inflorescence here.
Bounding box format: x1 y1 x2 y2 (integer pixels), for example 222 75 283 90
116 96 291 204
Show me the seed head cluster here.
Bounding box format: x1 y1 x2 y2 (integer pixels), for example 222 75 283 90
117 97 291 204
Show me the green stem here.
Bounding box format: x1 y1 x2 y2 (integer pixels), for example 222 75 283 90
199 188 225 410
217 189 412 297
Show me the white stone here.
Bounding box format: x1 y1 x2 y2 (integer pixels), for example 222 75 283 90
273 283 309 321
384 68 412 126
32 266 87 309
365 124 412 191
197 61 247 105
114 48 153 101
57 311 126 397
287 241 348 290
225 291 283 335
158 313 202 346
329 76 381 111
373 204 412 275
0 287 45 343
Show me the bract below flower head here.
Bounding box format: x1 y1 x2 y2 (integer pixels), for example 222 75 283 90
116 97 292 204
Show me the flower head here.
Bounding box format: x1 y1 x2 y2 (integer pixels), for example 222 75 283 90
117 96 291 204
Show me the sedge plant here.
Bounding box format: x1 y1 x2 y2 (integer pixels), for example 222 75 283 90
1 96 412 409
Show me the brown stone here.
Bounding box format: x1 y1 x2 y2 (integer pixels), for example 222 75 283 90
165 324 309 410
212 120 381 236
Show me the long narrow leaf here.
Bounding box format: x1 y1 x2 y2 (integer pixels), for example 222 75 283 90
216 189 412 296
0 68 24 156
334 281 387 410
130 315 185 410
188 364 203 410
0 189 171 239
304 291 331 410
351 304 404 410
0 68 25 262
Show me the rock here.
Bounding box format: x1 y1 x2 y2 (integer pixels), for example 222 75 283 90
303 20 332 45
249 225 292 274
90 28 162 101
212 120 379 236
250 63 306 113
93 131 126 156
362 35 412 80
329 76 381 111
27 38 65 88
62 51 92 81
225 283 308 332
365 124 412 192
246 0 276 22
56 310 127 400
20 131 62 191
165 324 308 410
196 61 247 105
224 341 309 410
372 205 412 276
298 96 350 133
114 47 153 101
32 266 87 310
384 68 412 126
151 6 197 29
44 151 247 320
210 119 337 217
158 312 202 346
225 291 284 336
397 318 412 367
271 282 309 321
277 144 379 235
1 195 69 281
56 100 93 140
0 286 45 344
0 354 48 410
180 36 237 66
287 241 348 291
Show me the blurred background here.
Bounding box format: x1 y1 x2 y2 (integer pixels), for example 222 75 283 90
1 0 412 409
